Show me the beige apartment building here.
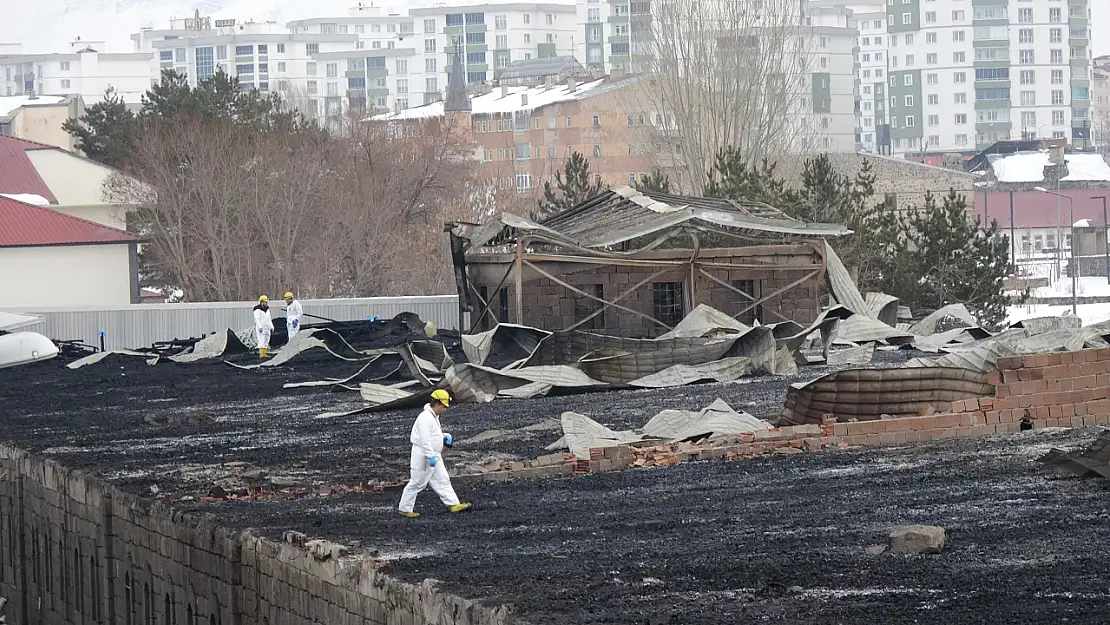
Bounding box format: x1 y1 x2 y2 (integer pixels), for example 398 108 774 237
0 94 83 150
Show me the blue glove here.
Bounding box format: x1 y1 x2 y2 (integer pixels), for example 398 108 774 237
444 433 453 446
429 456 439 467
291 319 299 328
258 328 265 334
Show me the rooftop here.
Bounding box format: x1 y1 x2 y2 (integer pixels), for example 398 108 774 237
0 135 59 203
0 194 139 247
985 151 1110 184
0 94 67 117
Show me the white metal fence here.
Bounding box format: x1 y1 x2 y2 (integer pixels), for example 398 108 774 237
2 296 461 351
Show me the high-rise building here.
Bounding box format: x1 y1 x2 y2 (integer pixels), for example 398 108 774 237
0 40 151 104
1093 55 1109 151
862 0 1094 156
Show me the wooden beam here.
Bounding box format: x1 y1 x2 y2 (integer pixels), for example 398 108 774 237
564 267 672 332
523 259 674 330
697 267 792 324
521 253 821 271
513 237 525 324
465 263 514 334
733 268 822 320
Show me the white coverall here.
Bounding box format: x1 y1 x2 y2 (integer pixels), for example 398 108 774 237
286 299 304 339
398 404 461 513
253 305 274 350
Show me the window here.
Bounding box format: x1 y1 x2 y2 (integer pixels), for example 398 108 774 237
591 115 600 128
195 46 215 80
1019 50 1034 64
466 32 485 45
466 52 486 64
925 11 936 23
954 93 967 104
593 144 601 156
1050 28 1062 44
905 115 915 128
1052 90 1064 104
1019 70 1035 85
1073 87 1090 100
926 32 936 44
426 77 437 92
906 54 914 67
1018 29 1033 44
1018 8 1033 23
235 45 253 56
952 10 964 21
306 43 319 54
1051 49 1063 64
1021 111 1037 127
1052 110 1065 125
515 170 531 192
954 72 966 83
976 88 1010 101
955 113 967 124
903 74 913 86
952 31 965 42
60 61 70 71
425 58 437 72
236 63 254 74
60 79 70 88
1020 91 1036 106
976 68 1009 81
953 51 965 63
955 134 968 146
1049 8 1061 23
174 48 186 62
1050 70 1063 85
928 114 939 126
307 80 317 94
305 61 317 76
902 13 911 24
652 282 685 328
523 13 531 23
573 284 606 330
396 59 407 74
927 73 938 85
326 62 338 77
927 53 937 64
216 45 227 60
905 95 914 106
928 94 938 105
425 38 436 53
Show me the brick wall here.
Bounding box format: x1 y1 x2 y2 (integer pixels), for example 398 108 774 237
0 444 515 625
478 245 822 336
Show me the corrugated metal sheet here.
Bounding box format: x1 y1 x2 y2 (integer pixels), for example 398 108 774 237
0 195 139 247
0 136 58 203
3 295 461 351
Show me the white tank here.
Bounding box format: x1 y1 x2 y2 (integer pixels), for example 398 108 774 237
0 332 60 369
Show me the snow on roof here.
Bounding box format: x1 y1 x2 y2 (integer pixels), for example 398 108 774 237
0 95 67 117
372 77 635 121
1061 154 1110 182
0 193 51 206
988 151 1050 183
1074 218 1094 227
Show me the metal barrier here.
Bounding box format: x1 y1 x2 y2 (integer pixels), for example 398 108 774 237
2 296 461 351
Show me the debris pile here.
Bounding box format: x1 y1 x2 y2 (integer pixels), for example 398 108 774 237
1038 430 1110 478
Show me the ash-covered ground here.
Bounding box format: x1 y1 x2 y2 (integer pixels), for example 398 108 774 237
0 347 909 499
198 428 1110 625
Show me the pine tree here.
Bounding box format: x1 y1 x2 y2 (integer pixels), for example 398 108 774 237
634 168 673 194
61 87 136 167
536 151 607 219
887 191 1012 328
703 148 797 208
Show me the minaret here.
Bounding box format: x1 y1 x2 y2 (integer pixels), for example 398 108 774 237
444 37 472 114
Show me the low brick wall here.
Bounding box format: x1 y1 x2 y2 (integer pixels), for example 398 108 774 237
460 347 1110 481
0 444 516 625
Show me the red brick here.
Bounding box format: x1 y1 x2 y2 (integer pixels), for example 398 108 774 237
1021 354 1039 368
979 397 995 409
987 371 1003 385
1046 418 1060 428
832 423 850 437
1029 367 1045 380
986 411 1000 425
1049 404 1063 419
1062 403 1076 417
1075 402 1090 416
951 400 965 413
1033 419 1048 429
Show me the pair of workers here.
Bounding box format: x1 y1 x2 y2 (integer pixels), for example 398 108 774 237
252 292 303 358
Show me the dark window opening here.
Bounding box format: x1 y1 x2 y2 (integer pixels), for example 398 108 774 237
574 284 605 329
652 282 685 328
497 288 510 323
732 279 762 324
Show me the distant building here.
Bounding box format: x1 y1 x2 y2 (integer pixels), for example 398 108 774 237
1093 55 1109 152
0 41 151 104
0 94 83 151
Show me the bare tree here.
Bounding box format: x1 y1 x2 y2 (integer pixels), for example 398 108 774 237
626 0 821 193
107 112 491 301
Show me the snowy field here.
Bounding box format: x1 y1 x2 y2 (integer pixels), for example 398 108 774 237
1008 276 1110 326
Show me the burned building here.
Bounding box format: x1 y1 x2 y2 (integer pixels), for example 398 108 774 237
448 186 851 336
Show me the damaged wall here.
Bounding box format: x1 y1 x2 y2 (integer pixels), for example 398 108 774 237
0 444 514 625
473 247 822 336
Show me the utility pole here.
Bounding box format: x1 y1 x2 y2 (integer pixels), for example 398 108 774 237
1095 195 1109 285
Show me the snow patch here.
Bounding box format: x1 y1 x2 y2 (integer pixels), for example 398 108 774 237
1061 154 1110 182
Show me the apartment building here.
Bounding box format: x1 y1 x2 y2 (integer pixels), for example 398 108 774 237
1094 55 1109 151
853 2 890 153
575 0 652 75
877 0 1094 156
807 2 863 153
0 41 151 104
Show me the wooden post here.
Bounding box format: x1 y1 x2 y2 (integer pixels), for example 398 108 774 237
514 237 525 324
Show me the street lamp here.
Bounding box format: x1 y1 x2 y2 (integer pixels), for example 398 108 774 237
1095 195 1109 285
1035 186 1076 314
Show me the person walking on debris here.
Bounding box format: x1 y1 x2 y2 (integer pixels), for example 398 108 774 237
284 291 303 340
254 296 274 358
398 389 472 518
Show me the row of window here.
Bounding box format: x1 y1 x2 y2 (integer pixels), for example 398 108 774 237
319 22 412 35
888 109 1078 130
440 11 555 30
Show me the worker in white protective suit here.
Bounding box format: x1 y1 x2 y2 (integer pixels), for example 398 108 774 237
253 295 274 358
284 291 303 340
398 389 473 518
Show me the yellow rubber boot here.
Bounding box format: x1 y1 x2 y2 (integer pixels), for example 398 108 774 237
399 511 420 518
259 347 268 358
448 503 472 513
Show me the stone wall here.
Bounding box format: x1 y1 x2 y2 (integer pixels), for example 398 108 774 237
0 444 515 625
805 153 976 211
475 245 823 336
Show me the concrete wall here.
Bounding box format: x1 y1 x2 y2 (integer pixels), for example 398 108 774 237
0 443 515 625
0 243 134 309
472 246 822 336
8 99 81 151
1 295 462 350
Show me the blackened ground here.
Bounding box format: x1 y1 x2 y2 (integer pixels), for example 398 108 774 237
192 428 1110 625
0 348 911 499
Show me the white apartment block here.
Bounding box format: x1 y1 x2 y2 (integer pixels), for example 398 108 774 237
807 2 863 153
575 0 652 75
853 2 890 153
0 40 151 105
869 0 1094 157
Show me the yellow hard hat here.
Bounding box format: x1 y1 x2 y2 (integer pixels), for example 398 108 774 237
284 291 294 299
259 295 269 303
431 389 451 406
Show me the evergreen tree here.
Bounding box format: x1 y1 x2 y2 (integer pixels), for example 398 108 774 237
634 168 673 194
61 87 136 167
536 151 607 219
887 191 1012 328
703 148 797 208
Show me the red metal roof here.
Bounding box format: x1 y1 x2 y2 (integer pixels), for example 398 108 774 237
0 135 59 204
0 194 140 247
972 189 1110 229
